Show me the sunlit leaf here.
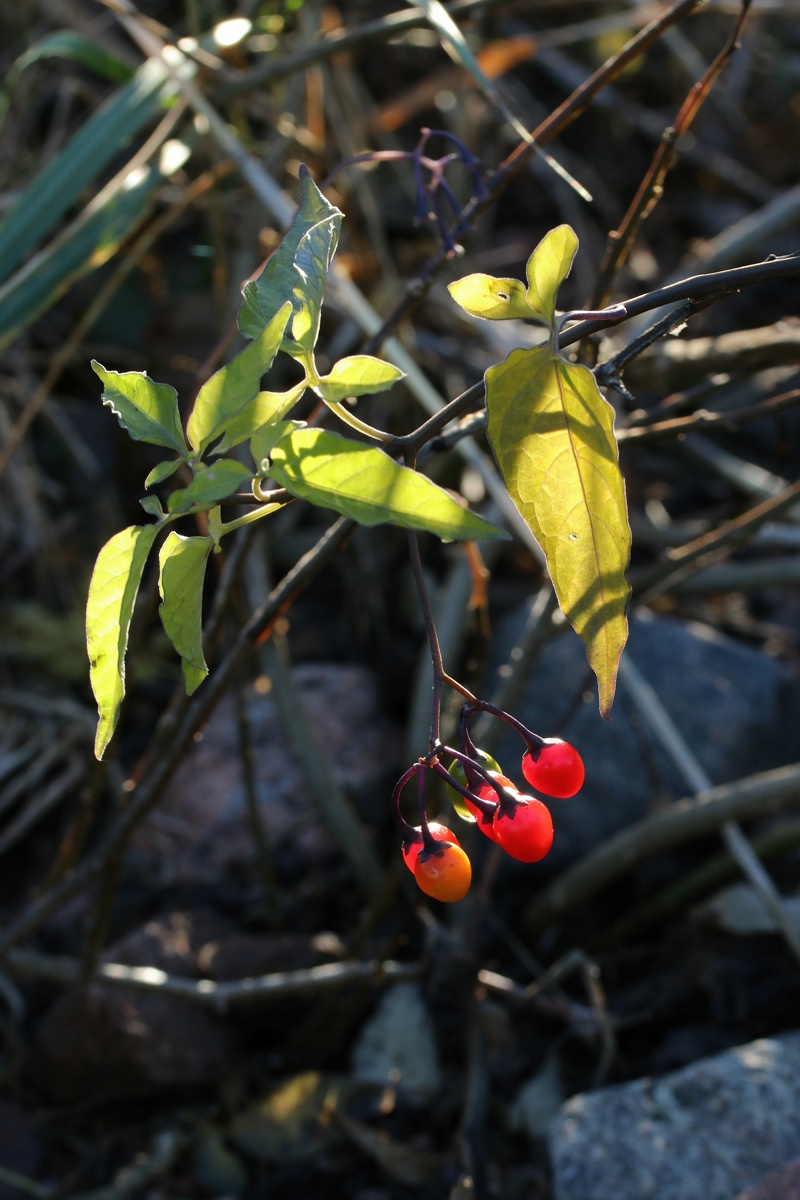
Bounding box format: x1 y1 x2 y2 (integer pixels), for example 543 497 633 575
447 274 533 321
144 459 183 488
167 459 252 514
250 419 305 471
486 345 630 716
238 166 342 343
92 361 188 454
266 428 508 541
86 524 159 758
212 383 306 456
314 355 405 402
525 224 578 326
187 302 292 454
158 532 213 694
289 214 340 353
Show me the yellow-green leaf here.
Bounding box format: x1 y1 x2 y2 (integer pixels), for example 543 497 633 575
187 302 292 454
212 383 306 456
314 355 404 401
525 225 578 325
447 274 533 322
86 524 159 758
158 532 213 695
266 428 508 542
486 345 630 716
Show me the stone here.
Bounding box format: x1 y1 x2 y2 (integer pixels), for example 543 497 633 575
549 1032 800 1200
0 1100 46 1200
29 910 238 1102
132 665 398 884
733 1158 800 1200
487 609 800 866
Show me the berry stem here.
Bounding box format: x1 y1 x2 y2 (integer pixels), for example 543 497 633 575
391 763 424 842
462 701 545 757
417 765 438 851
407 529 444 750
431 758 498 819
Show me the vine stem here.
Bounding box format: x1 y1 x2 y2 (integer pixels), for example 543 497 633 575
406 530 444 750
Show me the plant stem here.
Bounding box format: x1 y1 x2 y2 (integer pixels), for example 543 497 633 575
406 530 444 751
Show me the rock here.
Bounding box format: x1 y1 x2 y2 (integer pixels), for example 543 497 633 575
487 609 800 866
549 1032 800 1200
733 1158 800 1200
132 665 398 884
28 910 336 1102
350 982 441 1106
29 911 237 1102
0 1100 46 1200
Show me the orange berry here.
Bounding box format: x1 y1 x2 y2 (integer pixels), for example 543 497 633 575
414 842 472 902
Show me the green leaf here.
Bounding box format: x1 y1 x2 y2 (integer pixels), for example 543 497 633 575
314 356 405 402
250 420 305 471
212 383 306 456
6 31 133 89
266 428 508 542
145 459 183 488
0 164 162 352
447 274 533 322
140 495 165 518
486 345 630 716
167 459 252 514
288 214 340 353
0 54 180 287
187 302 292 454
158 532 213 695
86 524 159 758
525 225 578 326
92 361 188 454
238 166 342 343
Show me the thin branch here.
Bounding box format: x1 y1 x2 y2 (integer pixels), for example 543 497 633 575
523 763 800 940
593 0 753 305
5 948 419 1008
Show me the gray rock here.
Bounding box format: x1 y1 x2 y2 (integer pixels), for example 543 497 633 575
487 609 800 865
132 664 398 884
549 1032 800 1200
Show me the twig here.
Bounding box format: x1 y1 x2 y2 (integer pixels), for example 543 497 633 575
362 0 705 355
5 948 419 1009
523 762 800 939
618 387 800 443
69 1129 189 1200
593 0 753 305
596 814 800 948
633 475 800 602
616 654 800 967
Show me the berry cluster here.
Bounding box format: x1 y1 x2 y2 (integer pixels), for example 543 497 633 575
393 702 584 903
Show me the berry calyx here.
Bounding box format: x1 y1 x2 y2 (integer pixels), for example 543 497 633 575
414 841 472 902
401 822 460 872
521 739 584 798
493 796 554 862
468 773 516 842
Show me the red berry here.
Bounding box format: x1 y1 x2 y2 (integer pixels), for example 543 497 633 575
414 841 472 902
521 739 584 798
493 797 553 862
402 822 459 872
468 773 515 843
